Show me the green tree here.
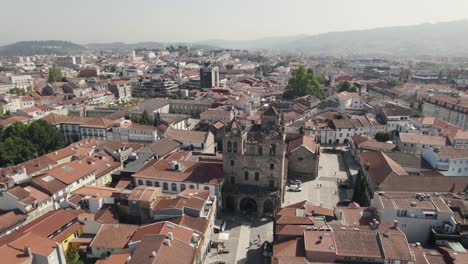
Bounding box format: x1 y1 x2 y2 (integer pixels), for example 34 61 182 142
65 249 84 264
0 137 37 167
337 81 357 93
140 110 150 125
352 170 370 207
374 131 397 142
283 66 322 99
28 120 65 155
48 67 63 83
0 120 65 167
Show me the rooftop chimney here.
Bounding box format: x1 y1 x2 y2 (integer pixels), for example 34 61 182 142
393 220 399 229
163 238 171 246
24 246 32 257
166 232 174 241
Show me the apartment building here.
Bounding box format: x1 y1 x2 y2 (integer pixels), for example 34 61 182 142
422 147 468 176
422 95 468 129
371 192 455 243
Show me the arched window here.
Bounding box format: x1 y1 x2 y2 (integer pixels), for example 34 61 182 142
189 184 195 189
233 142 238 153
171 183 177 192
227 141 232 152
204 186 210 191
154 181 160 187
180 184 186 191
270 144 276 156
163 182 168 190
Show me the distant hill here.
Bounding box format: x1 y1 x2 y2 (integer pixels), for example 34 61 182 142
86 42 165 51
0 40 86 56
86 41 217 51
199 20 468 56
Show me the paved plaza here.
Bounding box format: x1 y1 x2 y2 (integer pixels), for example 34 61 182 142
206 214 273 264
283 149 353 208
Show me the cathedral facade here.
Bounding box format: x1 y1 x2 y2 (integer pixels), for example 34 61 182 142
221 107 287 216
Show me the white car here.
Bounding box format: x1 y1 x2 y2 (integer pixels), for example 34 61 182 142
288 184 302 192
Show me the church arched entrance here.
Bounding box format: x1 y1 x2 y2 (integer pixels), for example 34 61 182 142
240 197 257 215
263 199 274 215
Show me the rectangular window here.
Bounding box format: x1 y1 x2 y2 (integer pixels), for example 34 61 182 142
244 171 249 180
255 172 259 181
270 164 274 170
258 146 263 156
230 176 235 184
230 160 235 166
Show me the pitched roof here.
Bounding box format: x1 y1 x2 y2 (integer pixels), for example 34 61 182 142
399 133 446 146
164 128 209 143
132 156 223 185
287 134 319 154
128 234 196 264
90 224 138 249
359 152 408 189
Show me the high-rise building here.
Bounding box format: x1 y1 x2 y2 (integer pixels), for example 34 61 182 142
200 63 219 89
222 107 286 216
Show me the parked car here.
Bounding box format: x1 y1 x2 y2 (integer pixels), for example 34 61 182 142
288 185 302 192
289 179 302 186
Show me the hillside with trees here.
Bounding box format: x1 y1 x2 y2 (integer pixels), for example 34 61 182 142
0 40 86 56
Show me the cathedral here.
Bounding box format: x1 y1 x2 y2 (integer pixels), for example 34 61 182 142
222 107 287 216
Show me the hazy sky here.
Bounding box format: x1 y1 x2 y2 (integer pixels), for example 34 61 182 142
1 0 467 44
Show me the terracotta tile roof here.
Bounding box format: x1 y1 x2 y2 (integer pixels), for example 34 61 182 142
399 133 446 146
132 157 223 185
130 222 197 245
95 253 130 264
91 224 138 249
0 210 27 233
0 116 30 126
164 127 209 143
73 185 118 198
304 230 336 256
360 152 408 189
0 244 30 264
275 224 309 236
276 215 315 225
7 186 30 200
13 155 57 176
436 148 468 159
23 186 50 204
44 147 76 162
45 160 95 185
273 237 305 257
287 134 319 154
333 228 382 259
51 221 82 243
31 174 67 194
95 205 119 224
153 195 205 211
128 234 196 264
8 232 57 257
128 185 160 201
279 200 334 218
378 229 414 261
175 214 209 235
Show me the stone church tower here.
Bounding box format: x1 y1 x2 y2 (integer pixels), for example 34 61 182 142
222 107 287 216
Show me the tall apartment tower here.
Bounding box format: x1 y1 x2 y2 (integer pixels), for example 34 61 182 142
200 63 219 89
222 107 286 216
